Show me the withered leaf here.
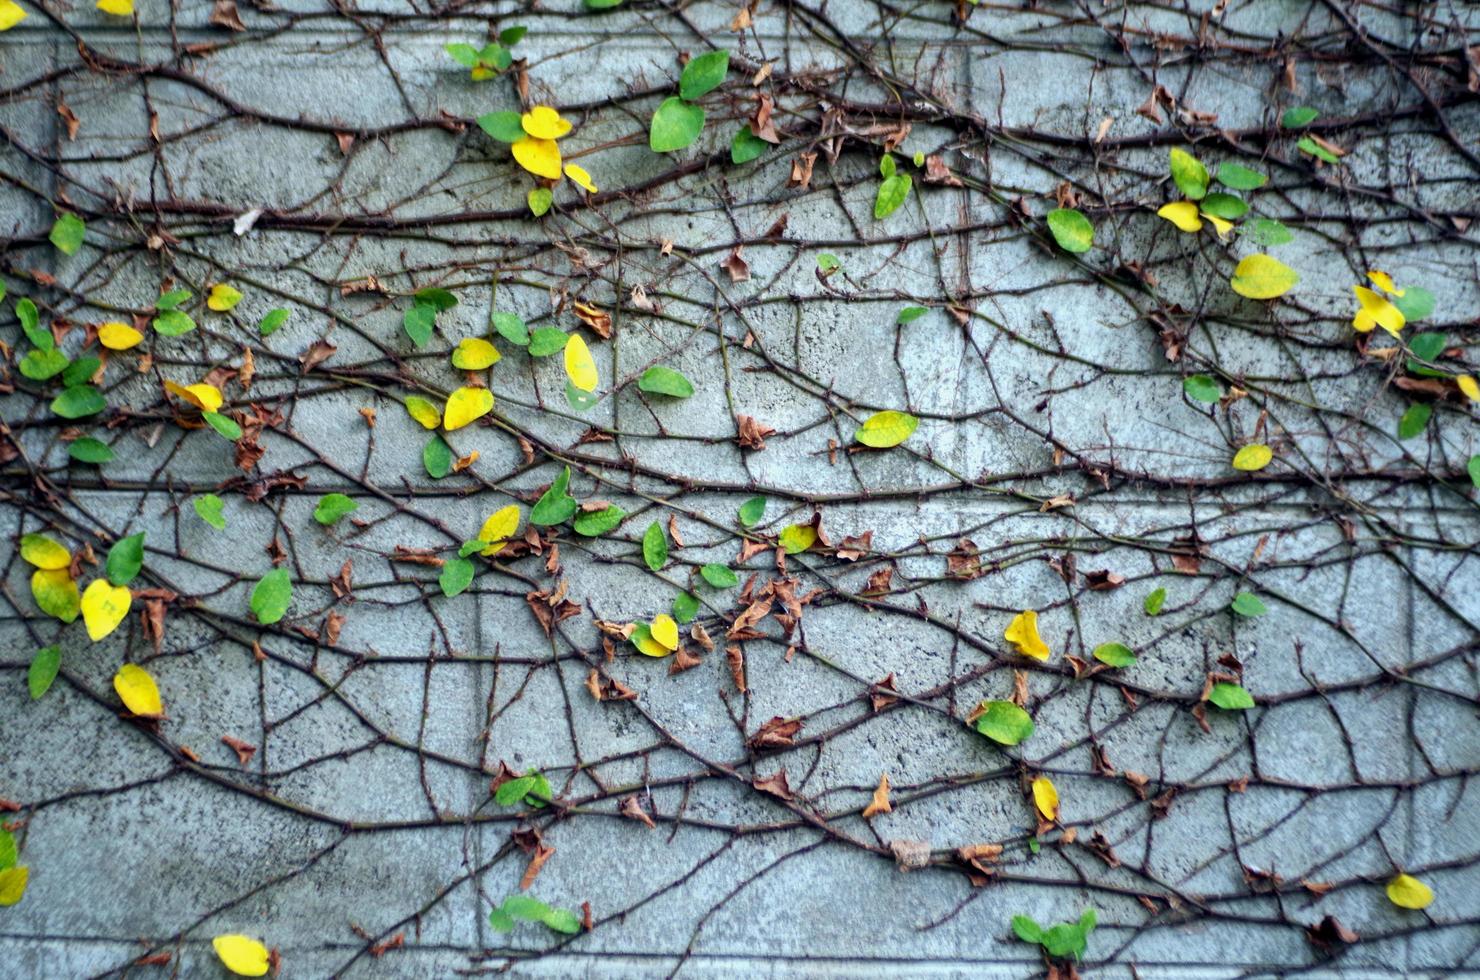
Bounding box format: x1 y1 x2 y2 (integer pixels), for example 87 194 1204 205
862 773 892 818
748 715 803 750
221 734 257 766
752 769 792 800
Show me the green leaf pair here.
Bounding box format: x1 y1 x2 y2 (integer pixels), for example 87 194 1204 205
1011 909 1097 961
650 50 730 153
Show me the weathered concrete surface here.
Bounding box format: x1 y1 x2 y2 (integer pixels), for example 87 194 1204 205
2 0 1479 977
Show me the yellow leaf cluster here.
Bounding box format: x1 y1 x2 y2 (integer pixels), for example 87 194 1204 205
1351 270 1405 336
510 106 598 194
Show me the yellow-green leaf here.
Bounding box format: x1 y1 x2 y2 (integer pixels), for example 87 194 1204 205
31 568 80 623
564 334 598 392
444 386 493 431
630 624 671 657
1386 873 1434 910
1231 444 1272 472
213 934 271 977
207 284 243 312
451 338 501 370
113 662 162 717
82 579 131 642
855 410 919 448
778 523 817 555
478 504 521 556
0 866 28 907
1230 254 1298 300
20 533 71 570
405 396 442 429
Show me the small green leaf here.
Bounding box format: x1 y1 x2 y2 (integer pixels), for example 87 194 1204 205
488 907 516 932
458 539 485 558
527 327 569 357
491 311 529 346
28 645 61 700
194 494 227 530
105 531 145 587
880 154 896 179
1282 106 1319 128
152 309 196 336
259 308 290 336
156 288 192 311
1183 375 1221 404
499 26 526 46
650 97 705 153
530 467 577 525
403 303 437 347
423 434 454 479
700 564 738 588
250 567 293 625
565 380 599 412
541 906 582 935
1169 147 1210 200
855 409 919 448
527 187 553 217
1011 915 1043 944
1199 192 1248 220
672 591 699 623
1398 403 1431 440
874 173 912 220
1143 586 1166 616
643 521 668 572
585 0 623 8
62 356 101 388
19 349 69 381
203 412 242 441
445 42 479 68
1028 837 1041 855
638 366 694 398
817 253 841 273
414 287 458 312
313 493 359 526
737 496 766 527
49 213 85 256
1230 592 1266 617
975 700 1035 746
731 125 768 165
439 557 474 597
51 385 106 419
476 110 526 142
1208 681 1256 710
16 298 50 349
1468 455 1480 488
897 306 927 324
67 437 113 464
1297 136 1339 164
1405 332 1447 377
679 49 729 101
1215 163 1267 190
1092 642 1137 667
1393 287 1435 323
1244 218 1294 247
573 505 625 537
1046 208 1093 253
494 775 536 807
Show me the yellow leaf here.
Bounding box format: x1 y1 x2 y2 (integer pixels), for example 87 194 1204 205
1386 873 1434 910
1201 212 1233 237
1458 375 1480 403
512 136 562 180
98 321 144 350
1004 610 1050 661
470 66 495 81
1367 270 1404 296
0 0 28 31
1352 286 1404 337
443 386 493 431
0 866 28 907
1156 201 1202 233
96 0 133 14
1031 775 1059 821
1231 443 1272 472
163 380 223 413
82 579 132 642
1230 254 1299 300
632 626 671 658
778 523 816 555
20 533 71 569
31 568 79 623
564 334 598 392
564 164 597 193
521 105 573 140
451 338 501 370
650 613 679 651
478 504 520 556
855 410 919 448
404 395 442 429
213 934 271 977
207 284 243 312
113 662 162 716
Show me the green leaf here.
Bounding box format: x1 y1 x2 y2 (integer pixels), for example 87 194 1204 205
1042 922 1089 960
476 43 512 71
403 302 437 347
565 380 599 412
638 365 694 398
1183 375 1221 404
1092 642 1137 667
679 50 730 101
62 356 101 388
874 173 912 219
203 412 242 441
313 493 358 526
49 213 85 256
156 288 192 311
672 591 699 623
1215 163 1267 190
573 505 625 537
499 26 526 46
527 328 569 357
51 385 106 419
105 531 145 587
1046 208 1093 253
194 494 227 530
502 895 550 921
491 311 529 346
445 42 479 67
67 437 113 464
440 556 475 597
650 97 705 153
1244 218 1293 247
250 567 293 625
585 0 623 8
1297 136 1339 164
1398 403 1431 440
973 700 1035 746
731 125 768 165
1393 286 1435 322
16 298 50 349
700 564 738 588
488 906 516 932
1230 592 1266 617
1028 837 1040 855
458 539 485 558
527 187 553 218
1469 455 1480 488
423 434 454 478
1143 586 1166 616
880 154 896 179
817 253 841 273
1169 147 1210 200
1282 106 1319 128
494 775 536 806
1011 915 1043 944
642 521 668 572
28 645 61 700
259 308 290 336
1209 681 1255 710
0 829 13 870
540 906 582 935
855 410 919 448
1199 192 1247 220
897 306 927 324
737 496 766 527
414 287 458 312
19 349 69 381
1406 332 1447 377
531 467 577 525
152 309 196 336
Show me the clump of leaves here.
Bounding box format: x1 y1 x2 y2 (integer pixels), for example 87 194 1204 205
494 768 552 808
445 26 524 80
650 50 729 153
1011 908 1097 962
